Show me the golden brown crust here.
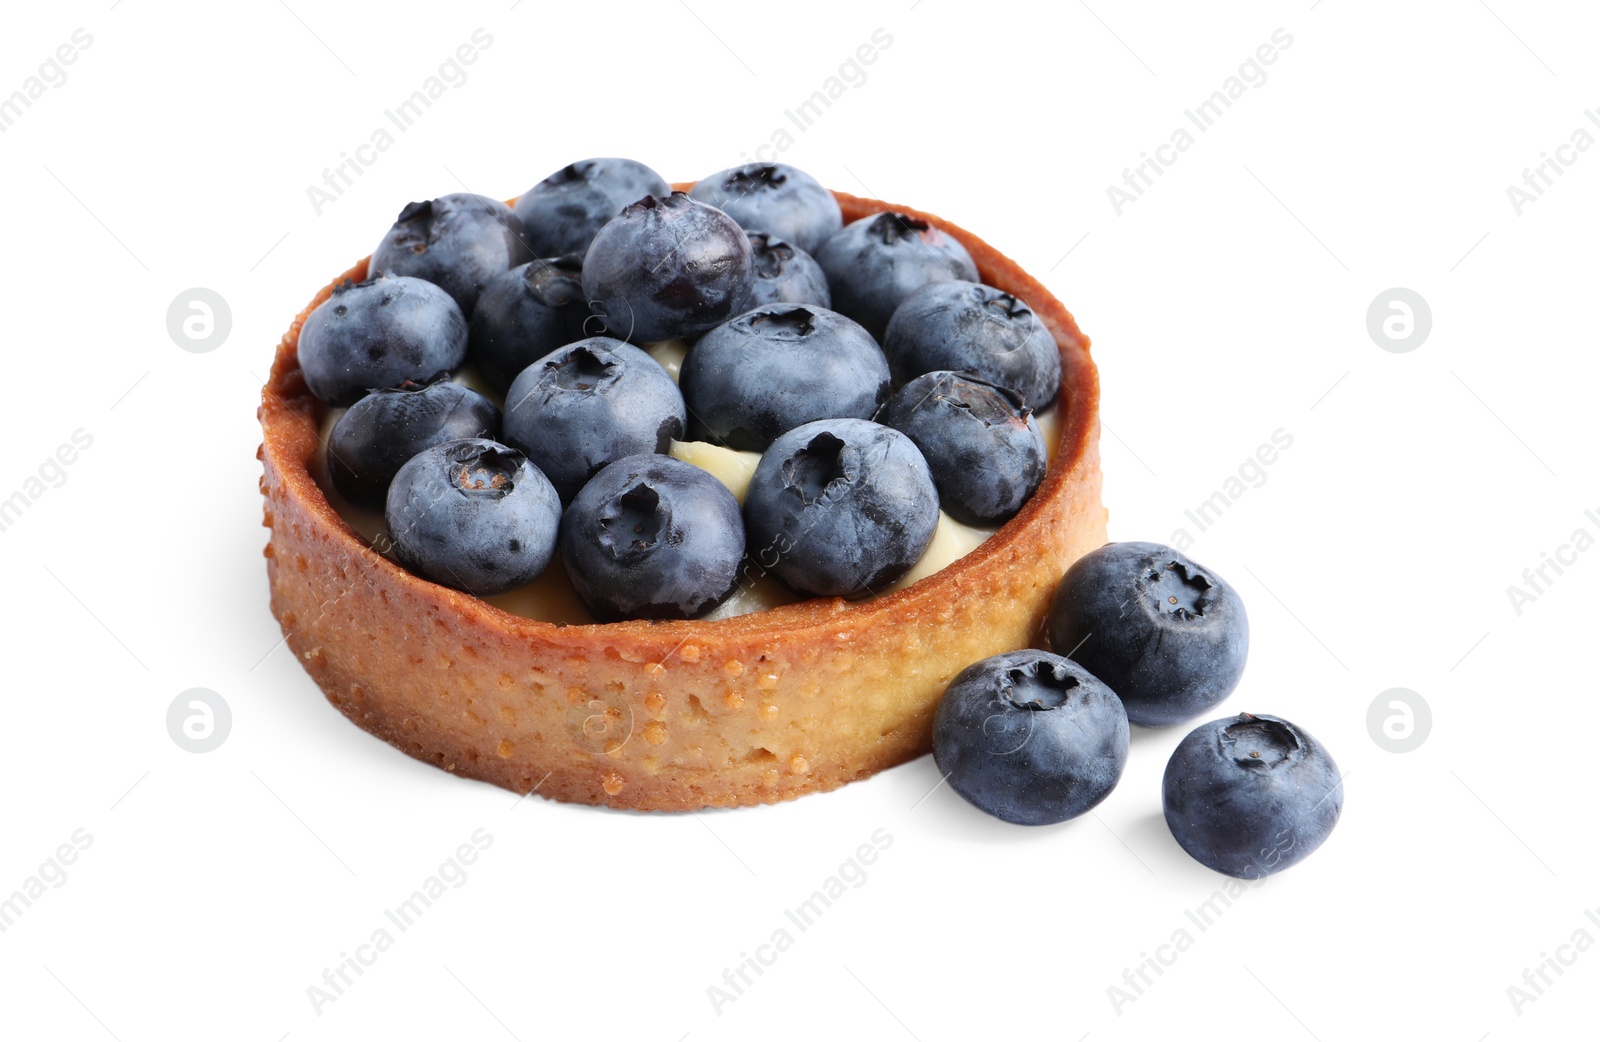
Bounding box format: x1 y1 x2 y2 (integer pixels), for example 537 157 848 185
257 190 1106 810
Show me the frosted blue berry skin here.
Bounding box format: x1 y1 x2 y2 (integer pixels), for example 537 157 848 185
742 233 831 310
581 193 753 343
559 454 745 622
1163 713 1343 878
874 371 1046 525
689 162 842 254
1048 542 1248 728
468 257 593 393
933 650 1130 826
742 418 938 599
297 273 467 406
370 193 534 316
328 381 500 507
813 211 978 342
384 438 561 597
882 280 1062 410
513 158 670 259
501 338 686 502
679 303 888 452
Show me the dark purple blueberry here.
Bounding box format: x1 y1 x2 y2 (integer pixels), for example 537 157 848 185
501 337 685 501
581 193 753 342
933 650 1130 826
742 233 831 309
874 371 1047 525
1164 713 1343 878
328 381 501 507
679 304 888 452
370 194 535 316
812 211 978 341
468 256 595 393
384 438 560 597
883 280 1062 409
297 273 467 406
512 158 670 258
688 162 842 254
559 454 745 621
743 418 938 598
1048 542 1249 727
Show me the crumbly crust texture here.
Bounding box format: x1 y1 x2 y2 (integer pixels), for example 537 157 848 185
258 190 1107 811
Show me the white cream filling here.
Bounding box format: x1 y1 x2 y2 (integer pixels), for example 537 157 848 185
311 349 1060 623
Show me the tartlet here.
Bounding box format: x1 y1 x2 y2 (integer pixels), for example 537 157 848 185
257 188 1106 811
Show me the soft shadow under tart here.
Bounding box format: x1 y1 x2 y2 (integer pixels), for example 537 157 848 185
257 189 1107 811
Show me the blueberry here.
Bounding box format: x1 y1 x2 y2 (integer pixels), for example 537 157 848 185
875 371 1047 525
1163 713 1343 878
932 650 1130 825
559 454 745 621
502 337 685 501
468 256 595 393
1048 542 1248 728
582 193 754 342
812 211 978 341
743 418 938 598
688 162 842 254
512 158 670 258
882 280 1062 409
384 438 560 597
328 381 501 507
297 273 467 405
370 194 534 316
743 233 831 309
679 304 888 452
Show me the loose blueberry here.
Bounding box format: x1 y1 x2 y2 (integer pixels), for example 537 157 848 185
384 438 560 597
742 232 831 309
1163 713 1343 878
875 371 1047 525
882 280 1062 409
559 454 745 621
812 211 978 342
743 418 938 598
468 256 595 393
582 193 754 342
328 381 501 507
680 304 888 452
502 337 686 501
688 162 843 254
1048 542 1249 728
933 650 1130 826
370 194 534 316
512 158 670 258
297 273 467 405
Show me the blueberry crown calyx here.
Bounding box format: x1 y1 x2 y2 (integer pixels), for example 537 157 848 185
1221 714 1301 768
1000 660 1079 711
395 199 434 224
868 211 930 245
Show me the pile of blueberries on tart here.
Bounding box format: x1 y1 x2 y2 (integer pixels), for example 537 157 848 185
301 159 1062 621
267 158 1340 875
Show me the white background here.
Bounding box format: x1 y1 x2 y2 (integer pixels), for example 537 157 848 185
2 0 1595 1038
